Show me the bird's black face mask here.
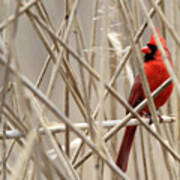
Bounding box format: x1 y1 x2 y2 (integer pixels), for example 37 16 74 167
144 44 157 62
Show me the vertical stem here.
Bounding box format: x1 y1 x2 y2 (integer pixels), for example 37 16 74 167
147 132 157 180
108 40 117 180
172 0 180 177
95 1 108 179
131 1 140 178
139 127 148 180
88 0 99 99
1 1 22 179
132 142 140 180
65 0 70 158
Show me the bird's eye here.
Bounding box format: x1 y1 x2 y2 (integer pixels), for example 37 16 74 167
147 44 157 53
144 44 158 62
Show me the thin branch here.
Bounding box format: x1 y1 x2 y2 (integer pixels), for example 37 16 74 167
0 116 174 139
0 0 39 31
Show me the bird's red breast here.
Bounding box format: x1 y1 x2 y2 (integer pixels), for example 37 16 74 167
129 31 174 113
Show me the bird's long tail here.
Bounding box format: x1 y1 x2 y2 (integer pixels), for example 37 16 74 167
115 126 137 172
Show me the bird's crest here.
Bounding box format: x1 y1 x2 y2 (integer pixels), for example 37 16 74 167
148 28 165 47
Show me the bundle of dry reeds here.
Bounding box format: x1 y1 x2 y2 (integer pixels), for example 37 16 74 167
0 0 179 179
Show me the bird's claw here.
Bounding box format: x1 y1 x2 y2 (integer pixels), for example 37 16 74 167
142 112 164 124
142 112 152 125
157 113 163 123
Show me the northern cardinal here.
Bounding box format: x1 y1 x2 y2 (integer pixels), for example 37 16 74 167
115 30 173 172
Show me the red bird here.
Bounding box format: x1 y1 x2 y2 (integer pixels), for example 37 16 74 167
115 30 173 172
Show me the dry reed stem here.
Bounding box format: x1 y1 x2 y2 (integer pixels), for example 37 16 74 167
139 127 148 180
87 0 99 99
9 130 37 180
0 0 38 31
171 0 180 177
3 52 177 166
0 116 174 139
1 2 23 180
45 0 78 99
73 78 178 168
64 0 70 159
0 1 179 179
150 0 180 45
0 57 129 179
95 2 108 179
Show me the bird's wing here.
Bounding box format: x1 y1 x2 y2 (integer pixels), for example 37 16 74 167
127 76 143 110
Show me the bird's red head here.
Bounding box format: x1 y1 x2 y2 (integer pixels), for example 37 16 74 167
141 29 166 62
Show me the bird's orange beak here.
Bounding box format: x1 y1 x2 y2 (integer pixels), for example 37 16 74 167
141 46 151 54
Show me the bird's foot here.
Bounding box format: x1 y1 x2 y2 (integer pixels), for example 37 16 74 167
142 112 152 125
142 112 163 124
157 112 163 123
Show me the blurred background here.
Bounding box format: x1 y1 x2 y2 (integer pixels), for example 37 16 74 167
0 0 179 179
